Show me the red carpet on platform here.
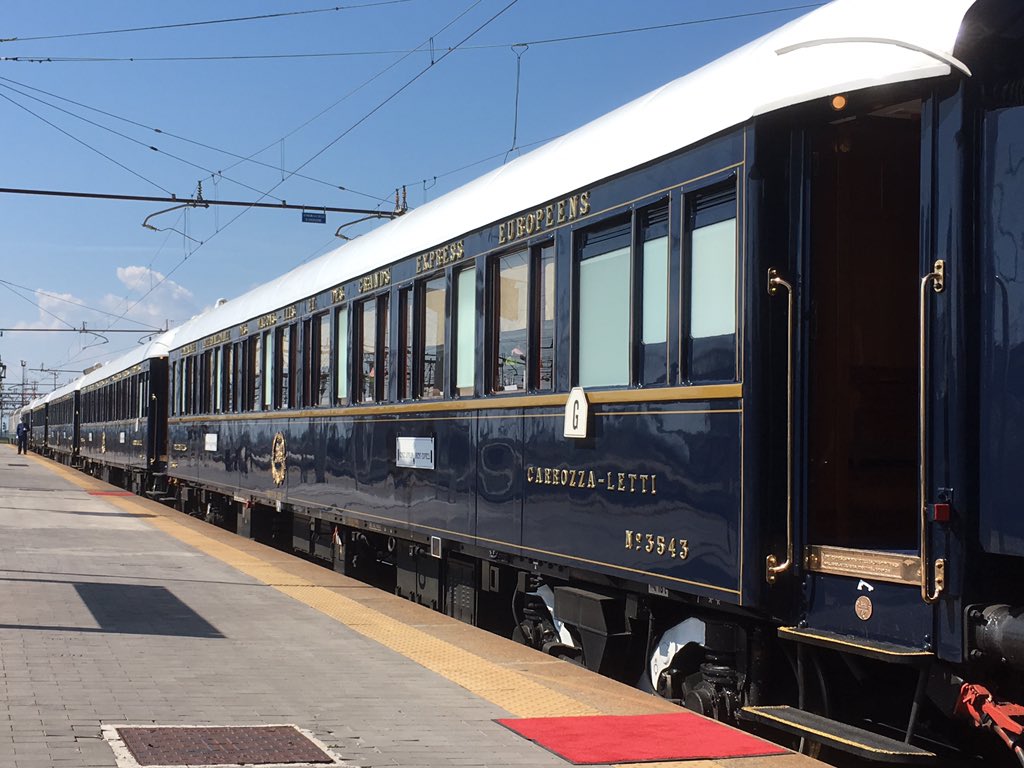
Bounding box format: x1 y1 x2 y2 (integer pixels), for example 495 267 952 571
496 711 788 764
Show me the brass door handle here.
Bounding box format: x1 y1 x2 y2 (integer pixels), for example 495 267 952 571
767 268 794 584
919 260 946 603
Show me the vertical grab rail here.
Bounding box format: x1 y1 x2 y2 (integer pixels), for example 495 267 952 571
920 260 946 603
766 268 794 584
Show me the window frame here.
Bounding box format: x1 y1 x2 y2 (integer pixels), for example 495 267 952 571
682 181 739 384
418 275 447 400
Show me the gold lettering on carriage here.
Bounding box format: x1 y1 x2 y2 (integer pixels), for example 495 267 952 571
498 191 591 246
331 286 346 304
203 330 231 349
416 240 465 274
359 269 392 293
525 464 657 494
179 342 198 356
258 312 278 329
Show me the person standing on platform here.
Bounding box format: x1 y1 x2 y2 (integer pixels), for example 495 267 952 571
16 419 28 455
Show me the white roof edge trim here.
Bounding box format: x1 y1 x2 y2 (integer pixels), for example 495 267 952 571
776 37 972 77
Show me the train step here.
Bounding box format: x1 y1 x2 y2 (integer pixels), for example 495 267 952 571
778 626 933 665
738 706 936 764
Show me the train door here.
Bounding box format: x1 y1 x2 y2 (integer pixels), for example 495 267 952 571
798 99 936 645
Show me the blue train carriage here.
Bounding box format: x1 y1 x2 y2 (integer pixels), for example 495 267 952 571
162 0 1024 763
78 337 174 493
27 395 47 454
45 381 80 465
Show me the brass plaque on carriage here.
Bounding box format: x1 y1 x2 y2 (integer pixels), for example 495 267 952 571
804 545 921 586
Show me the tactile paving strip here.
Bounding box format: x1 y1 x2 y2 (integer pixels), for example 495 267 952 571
112 724 334 766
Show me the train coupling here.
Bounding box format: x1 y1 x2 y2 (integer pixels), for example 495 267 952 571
955 682 1024 764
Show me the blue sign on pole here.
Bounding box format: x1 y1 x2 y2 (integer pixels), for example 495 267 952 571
302 210 327 224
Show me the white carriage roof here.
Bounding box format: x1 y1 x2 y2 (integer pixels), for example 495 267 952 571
164 0 976 349
45 379 80 403
75 329 180 392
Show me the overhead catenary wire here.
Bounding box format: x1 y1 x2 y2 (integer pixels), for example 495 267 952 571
0 1 415 44
0 81 292 204
108 0 521 329
1 2 487 217
0 279 165 330
0 91 171 195
505 43 528 163
0 281 79 331
0 4 826 63
400 134 556 193
214 0 487 184
0 75 392 206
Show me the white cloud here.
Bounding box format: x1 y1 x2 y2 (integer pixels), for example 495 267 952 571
115 265 193 301
7 268 199 373
100 265 197 328
14 289 93 330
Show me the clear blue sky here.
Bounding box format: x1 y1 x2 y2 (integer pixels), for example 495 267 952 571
0 0 817 400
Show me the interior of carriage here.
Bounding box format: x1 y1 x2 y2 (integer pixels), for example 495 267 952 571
805 99 922 551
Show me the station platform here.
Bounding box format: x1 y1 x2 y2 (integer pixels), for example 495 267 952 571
0 444 817 768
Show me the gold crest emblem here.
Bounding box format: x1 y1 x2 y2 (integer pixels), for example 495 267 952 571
855 595 873 621
271 432 287 486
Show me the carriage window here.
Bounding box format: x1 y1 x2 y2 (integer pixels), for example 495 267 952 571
171 362 178 416
335 307 349 404
317 313 331 406
212 348 222 413
456 267 475 395
399 288 413 400
359 301 376 403
380 295 391 400
537 244 555 391
578 219 631 387
204 350 214 413
687 192 737 382
224 346 232 413
494 251 528 392
262 330 274 410
642 204 670 385
492 244 553 393
230 342 241 413
183 357 193 414
250 334 262 411
275 330 286 409
422 276 446 398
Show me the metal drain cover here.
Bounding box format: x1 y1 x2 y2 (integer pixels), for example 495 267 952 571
103 724 341 767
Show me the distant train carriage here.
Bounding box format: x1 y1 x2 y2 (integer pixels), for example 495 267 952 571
27 396 46 453
46 382 80 465
26 0 1024 763
77 336 174 493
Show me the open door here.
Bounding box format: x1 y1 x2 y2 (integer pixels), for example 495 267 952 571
790 99 944 643
807 104 921 553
